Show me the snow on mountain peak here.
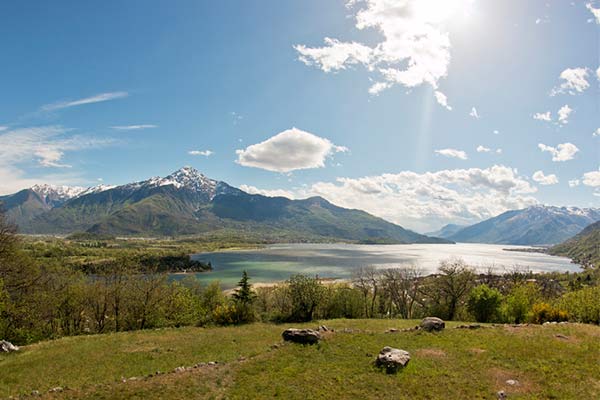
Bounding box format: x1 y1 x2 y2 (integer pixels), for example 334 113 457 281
31 184 86 201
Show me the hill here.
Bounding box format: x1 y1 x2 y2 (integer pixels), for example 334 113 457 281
0 167 448 244
447 205 600 245
425 223 467 238
1 320 598 399
549 221 600 268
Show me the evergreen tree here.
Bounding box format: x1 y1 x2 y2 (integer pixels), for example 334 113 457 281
232 271 256 323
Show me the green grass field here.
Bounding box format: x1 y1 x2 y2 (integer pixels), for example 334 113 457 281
1 320 599 399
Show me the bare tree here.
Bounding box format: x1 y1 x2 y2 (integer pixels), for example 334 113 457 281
381 265 424 319
352 266 380 318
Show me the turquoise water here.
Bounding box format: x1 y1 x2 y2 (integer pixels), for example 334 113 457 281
185 243 579 289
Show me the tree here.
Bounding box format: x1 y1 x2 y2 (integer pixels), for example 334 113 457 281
467 284 503 322
353 266 380 318
425 259 476 320
381 266 423 319
231 271 256 323
287 274 324 322
505 282 540 323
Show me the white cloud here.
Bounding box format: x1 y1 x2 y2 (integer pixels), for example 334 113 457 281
294 0 473 94
469 107 480 119
111 124 157 130
538 142 579 162
532 170 559 185
496 148 503 154
250 165 538 232
597 66 600 81
434 91 452 110
493 130 500 135
533 111 552 122
236 127 348 173
0 126 8 132
476 145 491 153
42 92 128 111
0 126 113 194
557 104 573 124
568 179 580 187
582 170 600 187
551 67 590 95
435 148 468 160
239 184 296 198
593 128 600 137
188 150 214 157
587 3 600 24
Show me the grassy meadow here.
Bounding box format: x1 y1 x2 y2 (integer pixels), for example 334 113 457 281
1 319 599 399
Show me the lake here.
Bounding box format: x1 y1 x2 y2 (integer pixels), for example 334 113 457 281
188 243 579 289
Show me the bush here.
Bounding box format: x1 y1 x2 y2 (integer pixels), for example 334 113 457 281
467 284 503 322
504 283 540 323
556 286 600 324
531 302 568 324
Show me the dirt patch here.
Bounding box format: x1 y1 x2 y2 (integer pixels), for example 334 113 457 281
415 348 447 358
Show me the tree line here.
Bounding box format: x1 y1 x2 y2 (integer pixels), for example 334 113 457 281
1 210 598 345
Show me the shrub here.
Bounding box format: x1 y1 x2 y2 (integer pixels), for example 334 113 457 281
531 302 568 324
556 286 600 324
467 284 503 322
504 283 540 323
212 303 237 325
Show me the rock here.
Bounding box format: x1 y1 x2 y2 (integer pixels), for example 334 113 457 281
420 317 445 332
375 346 410 373
318 325 330 332
497 390 507 399
555 334 569 340
30 390 41 397
506 379 519 386
0 340 19 353
173 366 186 373
48 387 63 393
282 328 321 344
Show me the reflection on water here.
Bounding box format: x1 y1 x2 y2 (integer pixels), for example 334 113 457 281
183 243 578 289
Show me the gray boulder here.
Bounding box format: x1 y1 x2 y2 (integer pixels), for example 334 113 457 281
420 317 445 332
0 340 19 353
375 346 410 373
282 328 321 344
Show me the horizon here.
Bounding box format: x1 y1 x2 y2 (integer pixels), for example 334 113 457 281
1 0 599 232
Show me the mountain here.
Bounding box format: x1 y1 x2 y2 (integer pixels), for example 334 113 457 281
548 221 600 268
425 224 467 239
446 205 600 245
0 184 87 229
0 167 449 244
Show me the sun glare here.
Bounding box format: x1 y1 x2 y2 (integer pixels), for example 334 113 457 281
414 0 475 24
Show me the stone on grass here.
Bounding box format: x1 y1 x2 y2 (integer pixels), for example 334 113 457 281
420 317 445 332
282 328 321 344
497 390 507 399
0 340 19 353
375 346 410 373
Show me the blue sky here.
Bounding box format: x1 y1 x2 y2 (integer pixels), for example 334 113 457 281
0 0 598 232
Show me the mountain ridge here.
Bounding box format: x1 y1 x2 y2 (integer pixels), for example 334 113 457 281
445 205 600 245
0 167 448 244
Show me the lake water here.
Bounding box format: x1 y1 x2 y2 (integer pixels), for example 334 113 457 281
188 243 579 289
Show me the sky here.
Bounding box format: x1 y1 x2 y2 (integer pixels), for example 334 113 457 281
0 0 599 232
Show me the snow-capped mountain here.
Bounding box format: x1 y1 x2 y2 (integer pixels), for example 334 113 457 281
0 167 447 244
446 205 600 245
30 184 87 207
